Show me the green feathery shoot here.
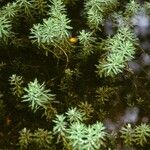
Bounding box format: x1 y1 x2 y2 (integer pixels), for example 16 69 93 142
32 0 48 18
67 121 106 150
0 16 12 43
134 123 150 146
78 30 96 57
84 0 118 30
9 74 24 97
96 26 137 77
16 0 34 19
0 2 19 20
120 124 135 146
22 78 55 112
33 128 53 149
18 128 33 149
29 0 72 58
66 107 86 123
53 114 67 136
124 0 141 19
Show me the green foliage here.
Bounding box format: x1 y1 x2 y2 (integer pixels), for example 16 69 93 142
53 114 67 136
0 2 19 20
96 26 137 77
53 108 106 150
134 123 150 146
124 0 141 18
0 16 12 43
78 101 94 120
18 128 53 149
84 0 118 30
67 121 106 150
120 123 150 147
29 0 72 57
33 128 53 149
96 86 117 104
16 0 34 19
0 0 150 149
0 2 20 44
9 74 24 97
18 128 33 149
66 107 86 123
22 78 55 112
32 0 48 18
78 30 96 58
120 123 135 146
42 104 57 121
144 2 150 14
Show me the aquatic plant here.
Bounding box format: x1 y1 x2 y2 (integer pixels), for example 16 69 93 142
0 0 150 149
0 2 19 19
53 114 67 136
18 128 53 149
96 86 117 104
9 74 24 97
66 107 86 123
96 26 137 77
16 0 34 18
67 121 106 150
134 123 150 146
120 123 135 146
29 0 72 58
78 101 94 120
124 0 141 18
78 30 96 58
18 128 33 149
22 78 55 112
52 108 106 150
120 123 150 147
84 0 118 30
33 128 53 149
0 16 12 43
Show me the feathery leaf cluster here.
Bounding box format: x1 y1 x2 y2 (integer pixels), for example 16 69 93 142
53 107 106 150
0 16 12 43
18 128 33 149
66 107 86 123
78 30 96 57
19 128 53 149
0 2 19 19
96 86 117 104
22 78 55 112
120 123 135 146
134 123 150 146
120 123 150 146
78 101 94 120
124 0 141 18
96 26 137 77
33 128 53 149
16 0 33 18
67 121 106 150
84 0 118 30
32 0 48 18
29 0 72 56
9 74 24 97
